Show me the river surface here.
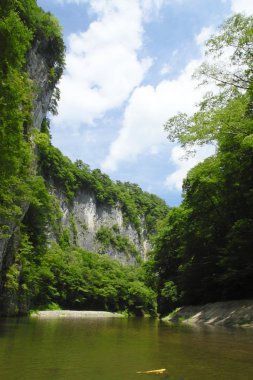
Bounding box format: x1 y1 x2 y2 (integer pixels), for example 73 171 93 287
0 316 252 380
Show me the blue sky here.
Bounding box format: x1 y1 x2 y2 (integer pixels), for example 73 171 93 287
37 0 253 206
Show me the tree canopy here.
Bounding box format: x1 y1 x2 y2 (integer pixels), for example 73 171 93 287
155 14 253 314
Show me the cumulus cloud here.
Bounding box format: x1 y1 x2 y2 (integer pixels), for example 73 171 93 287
164 145 215 191
160 63 172 75
56 0 171 11
101 58 207 172
54 0 252 196
195 26 215 46
54 0 161 128
56 0 84 3
54 0 253 130
231 0 253 15
101 23 219 193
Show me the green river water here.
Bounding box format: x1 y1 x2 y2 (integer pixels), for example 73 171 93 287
0 317 252 380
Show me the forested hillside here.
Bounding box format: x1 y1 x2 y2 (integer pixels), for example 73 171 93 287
154 14 253 314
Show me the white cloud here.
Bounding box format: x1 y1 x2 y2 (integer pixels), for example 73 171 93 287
231 0 253 15
56 0 169 17
101 58 207 172
195 26 215 46
56 0 86 4
54 0 233 195
54 0 161 128
160 63 172 75
56 0 170 10
101 22 220 189
164 145 215 191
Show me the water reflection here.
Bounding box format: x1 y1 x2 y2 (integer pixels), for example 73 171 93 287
0 317 252 380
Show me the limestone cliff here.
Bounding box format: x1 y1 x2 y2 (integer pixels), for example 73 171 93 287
52 186 151 265
0 43 56 277
0 32 63 315
27 41 56 131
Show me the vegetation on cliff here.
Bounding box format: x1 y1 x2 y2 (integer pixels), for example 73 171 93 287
0 0 64 240
2 162 157 315
37 126 169 236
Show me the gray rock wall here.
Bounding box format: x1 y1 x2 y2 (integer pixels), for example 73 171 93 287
0 44 54 275
53 187 151 265
27 41 55 131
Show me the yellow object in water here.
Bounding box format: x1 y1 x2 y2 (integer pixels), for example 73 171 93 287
137 369 167 375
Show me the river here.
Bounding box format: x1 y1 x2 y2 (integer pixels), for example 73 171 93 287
0 317 252 380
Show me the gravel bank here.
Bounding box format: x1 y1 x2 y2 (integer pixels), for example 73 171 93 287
163 299 253 327
31 310 124 319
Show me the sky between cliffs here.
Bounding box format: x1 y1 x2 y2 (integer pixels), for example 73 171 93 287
38 0 253 205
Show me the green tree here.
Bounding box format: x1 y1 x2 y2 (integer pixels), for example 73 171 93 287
156 14 253 313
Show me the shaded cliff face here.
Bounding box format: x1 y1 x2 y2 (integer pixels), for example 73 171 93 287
0 43 59 315
0 45 55 276
53 187 151 265
27 42 56 131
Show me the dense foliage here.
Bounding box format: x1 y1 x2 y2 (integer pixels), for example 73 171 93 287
0 0 64 239
155 14 253 314
21 127 166 314
5 239 157 316
1 166 157 316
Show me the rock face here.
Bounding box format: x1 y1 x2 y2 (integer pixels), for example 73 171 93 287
53 187 151 264
27 41 55 131
0 43 55 276
163 299 253 327
0 42 57 316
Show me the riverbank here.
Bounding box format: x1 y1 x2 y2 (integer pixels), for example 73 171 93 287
163 299 253 327
31 310 124 319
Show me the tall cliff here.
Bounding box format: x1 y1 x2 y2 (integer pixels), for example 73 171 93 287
0 41 57 274
0 1 168 316
0 1 65 314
